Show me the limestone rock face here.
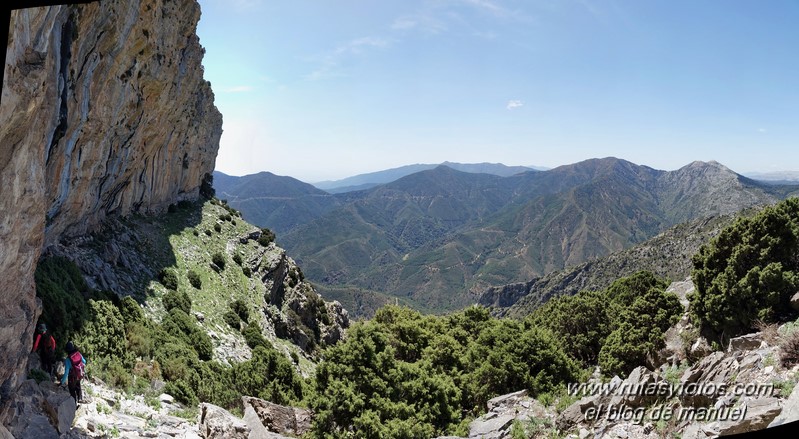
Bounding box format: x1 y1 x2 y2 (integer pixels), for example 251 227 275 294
1 0 221 425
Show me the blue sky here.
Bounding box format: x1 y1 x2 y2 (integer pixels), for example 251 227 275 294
196 0 799 182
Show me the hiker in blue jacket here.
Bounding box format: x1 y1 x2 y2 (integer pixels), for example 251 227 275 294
61 341 86 403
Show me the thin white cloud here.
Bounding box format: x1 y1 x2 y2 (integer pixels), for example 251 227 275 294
392 13 448 34
306 36 392 81
224 85 254 93
392 17 418 30
462 0 504 14
335 37 390 55
224 0 263 12
506 100 524 110
758 128 767 133
458 0 535 23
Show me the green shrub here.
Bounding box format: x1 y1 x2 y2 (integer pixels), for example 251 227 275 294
162 309 212 361
224 310 241 330
311 305 579 437
165 379 198 407
242 266 252 277
230 299 249 323
126 322 155 359
530 271 680 377
528 289 611 365
204 229 212 237
162 290 191 315
158 269 179 291
75 299 127 363
119 296 144 324
691 198 799 339
212 252 226 270
200 173 215 199
231 345 304 406
214 223 222 233
187 270 202 289
193 229 199 237
232 254 243 266
35 256 90 351
96 357 133 389
242 323 268 350
258 229 275 247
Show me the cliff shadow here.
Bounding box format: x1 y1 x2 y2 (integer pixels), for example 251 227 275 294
35 198 212 351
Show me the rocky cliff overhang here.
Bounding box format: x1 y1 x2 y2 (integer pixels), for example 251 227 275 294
0 0 222 425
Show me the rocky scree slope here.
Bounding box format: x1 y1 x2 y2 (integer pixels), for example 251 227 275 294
0 0 221 427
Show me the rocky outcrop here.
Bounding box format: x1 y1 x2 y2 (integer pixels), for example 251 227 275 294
6 378 75 438
257 246 350 353
242 396 311 437
199 403 249 439
478 281 535 309
1 0 221 427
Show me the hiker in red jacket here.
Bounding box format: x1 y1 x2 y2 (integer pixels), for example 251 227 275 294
61 341 86 404
32 323 56 377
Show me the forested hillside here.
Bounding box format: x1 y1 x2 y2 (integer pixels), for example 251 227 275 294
279 159 798 316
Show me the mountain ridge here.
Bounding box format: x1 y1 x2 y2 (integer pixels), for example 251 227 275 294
280 158 799 315
213 170 340 234
312 161 537 193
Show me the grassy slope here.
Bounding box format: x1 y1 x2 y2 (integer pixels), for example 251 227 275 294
121 200 315 374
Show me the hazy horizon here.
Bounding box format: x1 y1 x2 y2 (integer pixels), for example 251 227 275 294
214 157 799 184
197 0 799 182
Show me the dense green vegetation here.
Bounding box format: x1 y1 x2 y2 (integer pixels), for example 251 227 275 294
311 305 581 438
528 271 682 377
36 256 305 411
690 197 799 340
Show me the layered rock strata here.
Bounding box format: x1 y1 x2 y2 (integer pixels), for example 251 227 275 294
0 0 221 426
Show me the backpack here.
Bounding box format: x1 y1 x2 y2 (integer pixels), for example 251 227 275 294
68 351 85 381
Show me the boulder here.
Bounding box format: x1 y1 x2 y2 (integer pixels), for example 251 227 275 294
487 389 528 412
690 337 714 359
241 396 311 436
14 415 59 439
44 391 76 433
728 333 764 352
468 412 515 439
717 397 782 435
557 395 600 431
769 381 799 427
199 403 250 439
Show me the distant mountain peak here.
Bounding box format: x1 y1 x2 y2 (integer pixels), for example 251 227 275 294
677 160 738 177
